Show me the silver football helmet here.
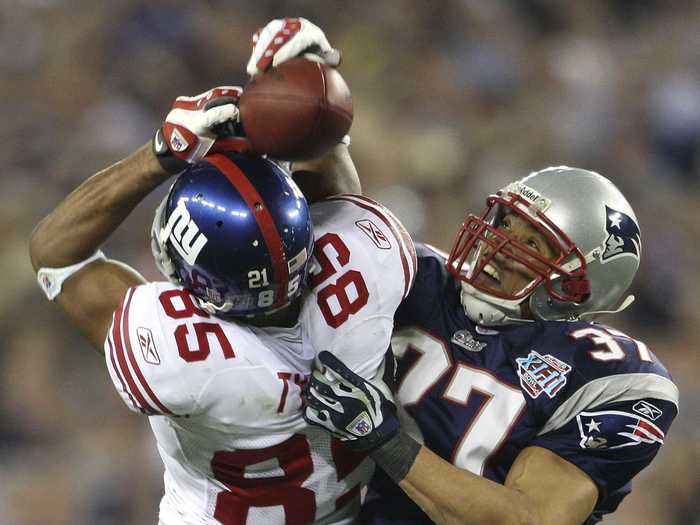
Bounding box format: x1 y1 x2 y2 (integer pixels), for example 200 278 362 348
447 166 641 325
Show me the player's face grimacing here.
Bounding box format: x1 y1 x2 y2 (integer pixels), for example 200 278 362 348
452 204 564 303
477 213 558 296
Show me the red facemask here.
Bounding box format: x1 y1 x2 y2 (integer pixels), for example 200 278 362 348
447 191 590 304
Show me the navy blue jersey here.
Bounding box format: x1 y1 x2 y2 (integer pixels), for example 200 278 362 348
360 244 678 524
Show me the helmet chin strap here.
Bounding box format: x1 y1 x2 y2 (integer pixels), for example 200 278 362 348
460 283 533 326
577 294 635 319
196 297 234 315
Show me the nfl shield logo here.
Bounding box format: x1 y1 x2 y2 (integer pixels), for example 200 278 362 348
355 419 371 434
348 412 373 436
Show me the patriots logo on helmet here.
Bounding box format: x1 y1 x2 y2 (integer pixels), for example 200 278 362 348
576 409 664 450
601 206 641 263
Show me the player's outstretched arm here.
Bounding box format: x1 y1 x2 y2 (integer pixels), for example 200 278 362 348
400 444 596 525
304 352 597 525
292 141 361 202
30 86 244 351
29 143 168 350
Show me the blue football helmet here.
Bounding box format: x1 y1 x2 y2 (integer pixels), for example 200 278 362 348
151 152 314 317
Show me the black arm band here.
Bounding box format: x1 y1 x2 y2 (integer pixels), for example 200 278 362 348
369 430 422 483
152 128 188 175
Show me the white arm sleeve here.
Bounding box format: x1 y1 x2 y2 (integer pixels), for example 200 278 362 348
36 250 107 300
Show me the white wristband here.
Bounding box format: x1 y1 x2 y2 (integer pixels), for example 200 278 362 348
37 250 107 300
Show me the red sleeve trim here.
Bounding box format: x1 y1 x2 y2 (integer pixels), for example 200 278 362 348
111 288 158 415
107 335 147 415
121 287 175 415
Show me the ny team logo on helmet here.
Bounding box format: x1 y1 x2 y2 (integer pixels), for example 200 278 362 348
151 152 314 317
160 199 209 265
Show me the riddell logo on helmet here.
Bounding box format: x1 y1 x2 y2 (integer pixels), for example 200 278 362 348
520 188 540 201
503 182 551 211
161 200 208 265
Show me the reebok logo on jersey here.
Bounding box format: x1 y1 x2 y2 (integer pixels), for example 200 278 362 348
632 400 663 421
137 327 160 365
515 350 571 399
355 219 391 249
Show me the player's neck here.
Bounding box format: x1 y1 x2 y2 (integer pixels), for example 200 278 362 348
245 300 301 328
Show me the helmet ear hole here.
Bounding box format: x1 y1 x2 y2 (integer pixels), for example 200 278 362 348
561 277 590 303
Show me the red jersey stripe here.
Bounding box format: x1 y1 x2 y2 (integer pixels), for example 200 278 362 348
205 154 289 305
111 289 156 415
328 194 416 298
107 335 146 415
121 287 174 416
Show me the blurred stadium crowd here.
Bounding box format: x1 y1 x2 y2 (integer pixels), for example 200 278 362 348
2 1 699 523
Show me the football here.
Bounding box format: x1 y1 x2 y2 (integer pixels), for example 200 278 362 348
239 57 353 160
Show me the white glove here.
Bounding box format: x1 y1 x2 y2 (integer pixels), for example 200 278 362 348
161 86 243 163
246 17 341 76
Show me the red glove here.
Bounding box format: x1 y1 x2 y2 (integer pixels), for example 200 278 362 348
153 86 252 174
246 17 340 76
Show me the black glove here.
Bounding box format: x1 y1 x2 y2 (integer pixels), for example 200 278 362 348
303 351 399 453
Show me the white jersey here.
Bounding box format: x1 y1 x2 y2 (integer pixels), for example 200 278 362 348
104 195 416 525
